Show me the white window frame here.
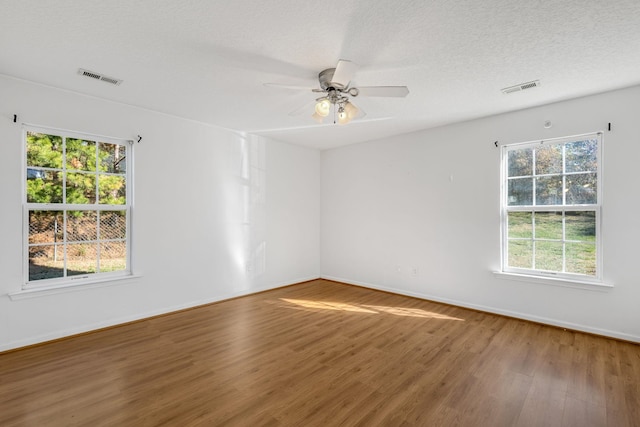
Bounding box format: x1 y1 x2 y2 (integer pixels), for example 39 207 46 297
22 125 134 290
500 132 603 284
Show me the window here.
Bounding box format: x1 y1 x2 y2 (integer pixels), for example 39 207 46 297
24 126 132 288
501 133 602 282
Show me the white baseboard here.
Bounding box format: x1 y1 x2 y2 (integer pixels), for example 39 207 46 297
6 274 635 352
321 275 640 344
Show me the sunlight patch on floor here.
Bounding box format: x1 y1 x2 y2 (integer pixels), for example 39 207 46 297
279 298 464 320
280 298 378 313
362 305 464 320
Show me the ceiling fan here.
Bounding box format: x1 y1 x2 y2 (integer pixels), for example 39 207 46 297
264 59 409 125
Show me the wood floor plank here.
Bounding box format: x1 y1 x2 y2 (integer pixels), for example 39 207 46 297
561 396 607 427
1 279 639 426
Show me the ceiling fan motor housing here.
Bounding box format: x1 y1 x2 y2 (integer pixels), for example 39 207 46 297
319 68 345 91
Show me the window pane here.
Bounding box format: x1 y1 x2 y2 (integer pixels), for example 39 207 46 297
565 211 596 241
28 211 63 244
503 134 600 279
535 241 563 272
29 245 64 281
98 175 126 205
534 212 562 240
100 242 127 272
25 127 131 286
566 139 597 173
100 211 127 239
508 212 532 238
566 242 596 275
67 211 97 242
66 139 97 171
67 243 98 276
66 172 97 204
27 170 63 203
508 148 532 177
566 173 597 204
508 240 532 268
100 143 127 174
26 132 63 169
535 144 562 175
535 176 563 205
508 178 533 206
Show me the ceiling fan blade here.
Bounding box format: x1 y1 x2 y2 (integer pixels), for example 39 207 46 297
356 86 409 97
332 60 358 87
354 103 366 119
264 83 316 91
288 100 316 116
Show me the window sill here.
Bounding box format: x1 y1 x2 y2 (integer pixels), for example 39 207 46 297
8 274 142 301
493 271 613 292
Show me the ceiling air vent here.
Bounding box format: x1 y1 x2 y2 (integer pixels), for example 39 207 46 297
78 68 122 86
501 80 540 94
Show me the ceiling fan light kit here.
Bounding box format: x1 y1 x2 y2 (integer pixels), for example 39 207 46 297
338 100 359 125
265 59 409 126
314 89 359 125
314 98 332 117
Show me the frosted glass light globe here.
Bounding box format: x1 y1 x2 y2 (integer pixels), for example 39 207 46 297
315 99 331 117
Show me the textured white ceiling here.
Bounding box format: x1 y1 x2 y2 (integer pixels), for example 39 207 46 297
2 0 640 149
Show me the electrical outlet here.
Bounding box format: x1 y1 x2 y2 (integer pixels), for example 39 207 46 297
411 267 419 276
395 265 402 274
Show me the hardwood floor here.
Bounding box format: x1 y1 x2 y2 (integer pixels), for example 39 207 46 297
1 279 639 426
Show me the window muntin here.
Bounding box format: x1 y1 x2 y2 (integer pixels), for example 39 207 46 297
501 133 601 281
24 127 131 287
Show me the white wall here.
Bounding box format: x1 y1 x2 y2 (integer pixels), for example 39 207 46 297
321 85 640 342
3 75 638 351
0 76 320 351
